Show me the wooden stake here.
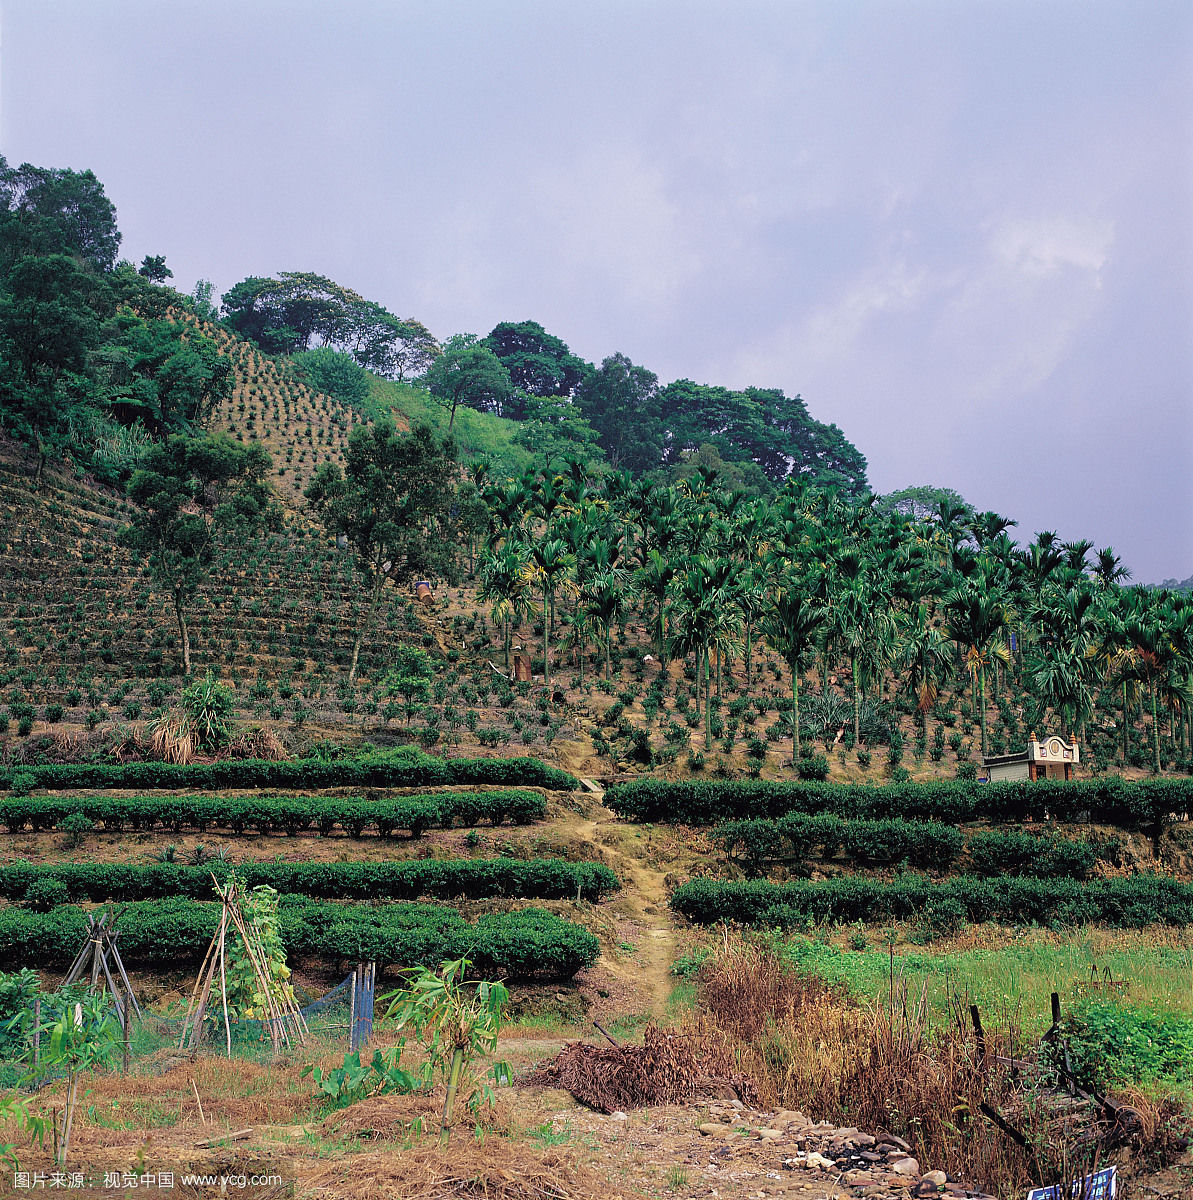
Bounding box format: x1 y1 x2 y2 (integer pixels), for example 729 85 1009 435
217 918 232 1058
190 1078 206 1125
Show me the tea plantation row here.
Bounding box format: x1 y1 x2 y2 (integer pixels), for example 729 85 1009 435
6 857 620 904
0 752 578 793
609 777 1192 827
671 873 1193 929
0 790 545 837
0 899 598 979
718 814 1101 878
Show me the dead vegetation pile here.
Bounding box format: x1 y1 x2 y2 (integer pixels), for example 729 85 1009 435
524 1023 755 1114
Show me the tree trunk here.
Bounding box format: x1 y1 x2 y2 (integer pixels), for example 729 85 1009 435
173 589 192 677
792 666 801 762
1152 684 1161 773
696 648 705 748
852 655 860 747
979 664 987 756
543 590 551 691
745 617 753 687
604 630 611 680
1123 681 1130 762
348 574 385 686
440 1047 465 1147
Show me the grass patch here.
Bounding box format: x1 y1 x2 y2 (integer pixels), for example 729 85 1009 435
775 926 1193 1030
367 377 533 477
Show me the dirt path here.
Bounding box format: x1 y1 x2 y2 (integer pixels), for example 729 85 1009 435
572 780 678 1019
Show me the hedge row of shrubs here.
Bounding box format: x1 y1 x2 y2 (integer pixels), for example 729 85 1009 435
0 898 599 979
670 873 1193 930
0 790 547 837
7 857 620 905
0 752 578 794
718 814 1099 878
608 777 1193 828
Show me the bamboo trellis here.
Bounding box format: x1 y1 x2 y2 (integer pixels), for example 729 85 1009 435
179 875 308 1056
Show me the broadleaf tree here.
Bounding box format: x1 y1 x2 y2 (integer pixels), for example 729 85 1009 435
306 421 458 683
122 433 277 675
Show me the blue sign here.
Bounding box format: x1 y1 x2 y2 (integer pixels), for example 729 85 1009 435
1027 1166 1116 1200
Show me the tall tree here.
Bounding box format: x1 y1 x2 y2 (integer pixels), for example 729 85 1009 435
575 352 662 475
423 334 512 429
123 434 276 675
483 320 589 417
761 573 826 760
305 421 457 683
0 157 121 272
528 537 574 691
943 572 1012 756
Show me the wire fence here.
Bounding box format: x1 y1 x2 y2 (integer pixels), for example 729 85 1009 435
5 966 378 1085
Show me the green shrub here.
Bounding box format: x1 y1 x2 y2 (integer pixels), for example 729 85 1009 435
0 752 578 793
1059 1001 1193 1090
670 872 1193 929
181 672 236 749
0 857 620 904
796 754 829 782
57 812 93 848
968 830 1098 879
8 771 35 797
0 900 598 979
0 788 548 838
23 877 69 911
605 776 1193 831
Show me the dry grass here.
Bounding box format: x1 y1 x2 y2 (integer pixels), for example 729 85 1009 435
300 1136 627 1199
688 937 1191 1194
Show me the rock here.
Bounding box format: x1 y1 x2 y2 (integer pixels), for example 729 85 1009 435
911 1183 939 1198
756 1128 783 1140
805 1152 836 1171
878 1132 912 1153
892 1157 921 1176
773 1109 808 1125
924 1172 948 1187
610 1111 627 1121
698 1122 734 1136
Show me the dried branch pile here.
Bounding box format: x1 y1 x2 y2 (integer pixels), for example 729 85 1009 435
525 1024 755 1114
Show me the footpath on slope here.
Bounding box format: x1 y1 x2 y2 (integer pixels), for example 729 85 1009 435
507 781 1005 1200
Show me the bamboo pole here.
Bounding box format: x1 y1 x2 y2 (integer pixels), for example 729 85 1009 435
217 918 232 1058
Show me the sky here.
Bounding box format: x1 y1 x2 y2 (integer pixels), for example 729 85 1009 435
2 0 1191 582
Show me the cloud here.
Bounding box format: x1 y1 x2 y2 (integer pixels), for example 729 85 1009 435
990 215 1114 282
527 144 704 315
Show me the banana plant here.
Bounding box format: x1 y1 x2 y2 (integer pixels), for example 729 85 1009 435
383 957 510 1146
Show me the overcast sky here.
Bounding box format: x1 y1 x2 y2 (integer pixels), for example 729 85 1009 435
3 0 1190 582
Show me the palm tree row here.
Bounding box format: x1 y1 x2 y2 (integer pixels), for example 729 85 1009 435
467 460 1193 770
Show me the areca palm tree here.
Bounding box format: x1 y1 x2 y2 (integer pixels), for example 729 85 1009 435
635 548 675 665
668 557 733 749
1027 582 1103 743
528 537 574 691
897 602 953 714
582 566 632 680
943 572 1011 756
477 541 532 670
761 573 827 760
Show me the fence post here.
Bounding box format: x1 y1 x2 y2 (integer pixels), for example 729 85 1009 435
349 968 358 1052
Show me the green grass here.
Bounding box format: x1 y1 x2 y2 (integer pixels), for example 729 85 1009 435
775 926 1193 1031
366 376 533 477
